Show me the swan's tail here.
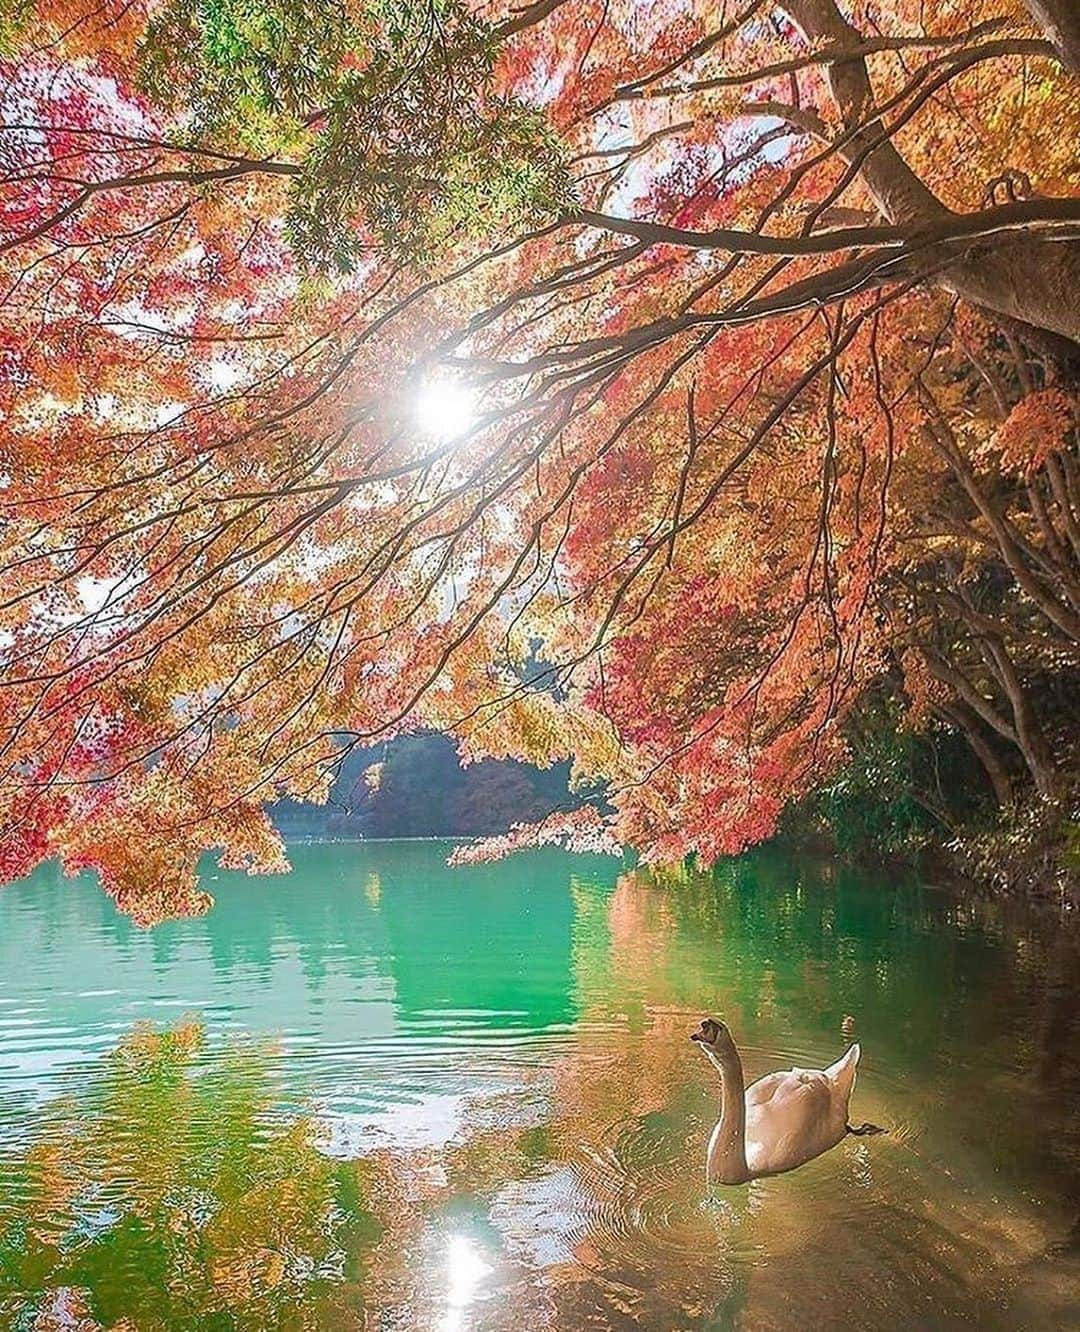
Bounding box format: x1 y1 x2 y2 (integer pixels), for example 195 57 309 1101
825 1041 860 1103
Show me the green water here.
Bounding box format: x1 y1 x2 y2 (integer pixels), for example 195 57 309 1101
1 842 1078 1330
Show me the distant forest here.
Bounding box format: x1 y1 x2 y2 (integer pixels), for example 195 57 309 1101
273 734 578 840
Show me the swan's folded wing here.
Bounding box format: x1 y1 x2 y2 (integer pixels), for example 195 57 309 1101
745 1070 793 1106
744 1071 843 1175
745 1067 829 1107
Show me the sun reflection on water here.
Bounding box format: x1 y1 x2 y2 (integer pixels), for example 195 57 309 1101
438 1233 492 1332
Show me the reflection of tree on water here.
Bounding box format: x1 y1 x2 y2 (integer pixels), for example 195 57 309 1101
3 852 1079 1330
0 1022 383 1331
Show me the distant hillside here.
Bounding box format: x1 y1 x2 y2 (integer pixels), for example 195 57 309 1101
272 733 580 840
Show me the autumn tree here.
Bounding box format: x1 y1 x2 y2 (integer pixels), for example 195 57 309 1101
1 0 1077 918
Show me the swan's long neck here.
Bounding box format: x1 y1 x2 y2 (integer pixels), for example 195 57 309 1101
705 1044 750 1185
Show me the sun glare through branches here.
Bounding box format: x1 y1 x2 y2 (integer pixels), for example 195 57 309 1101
414 376 478 443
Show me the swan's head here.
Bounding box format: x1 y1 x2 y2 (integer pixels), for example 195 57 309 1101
689 1016 733 1052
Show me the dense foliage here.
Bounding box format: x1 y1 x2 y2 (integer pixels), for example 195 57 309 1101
1 0 1078 918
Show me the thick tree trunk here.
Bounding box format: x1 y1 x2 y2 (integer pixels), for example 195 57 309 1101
944 239 1080 346
782 0 947 227
1023 0 1080 70
783 0 1080 344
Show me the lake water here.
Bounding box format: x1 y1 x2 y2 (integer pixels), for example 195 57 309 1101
1 842 1078 1330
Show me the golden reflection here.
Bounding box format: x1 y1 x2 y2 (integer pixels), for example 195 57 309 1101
0 1022 383 1331
365 870 382 907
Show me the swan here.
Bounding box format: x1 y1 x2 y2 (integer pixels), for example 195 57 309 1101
690 1016 882 1184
